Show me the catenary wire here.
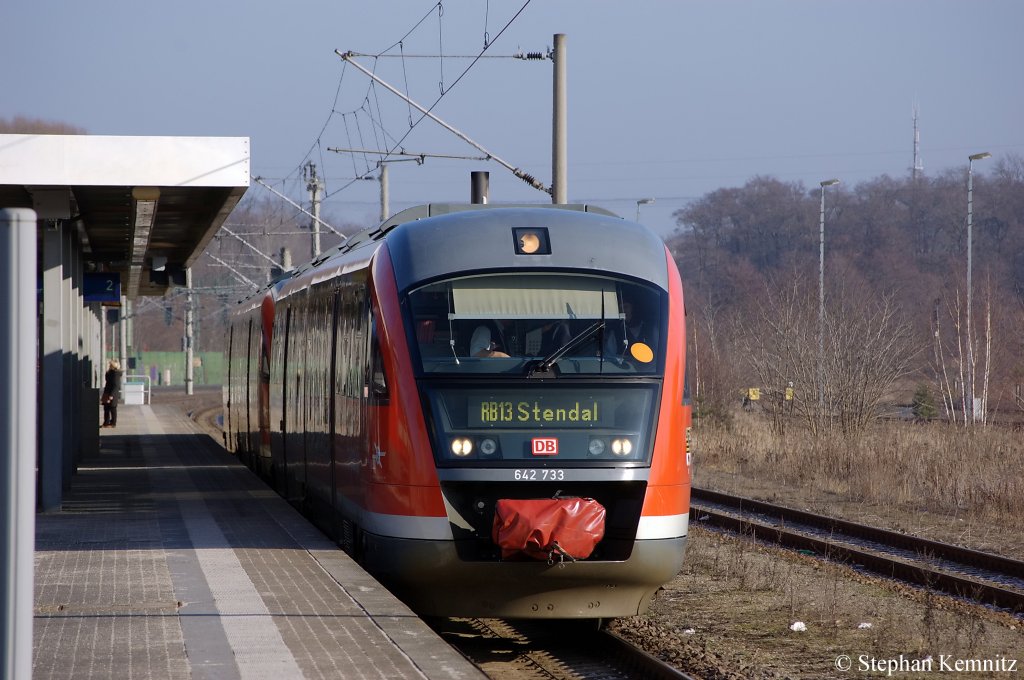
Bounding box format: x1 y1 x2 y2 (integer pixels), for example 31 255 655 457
325 0 533 200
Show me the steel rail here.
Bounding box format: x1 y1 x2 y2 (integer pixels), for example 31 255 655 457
690 487 1024 613
600 630 696 680
692 487 1024 577
429 618 697 680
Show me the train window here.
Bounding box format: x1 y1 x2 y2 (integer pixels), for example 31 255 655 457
368 312 389 402
407 273 665 376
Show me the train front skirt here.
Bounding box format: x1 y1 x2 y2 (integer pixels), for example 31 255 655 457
361 532 687 619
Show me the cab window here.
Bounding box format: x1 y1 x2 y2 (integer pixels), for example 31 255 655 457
407 273 664 376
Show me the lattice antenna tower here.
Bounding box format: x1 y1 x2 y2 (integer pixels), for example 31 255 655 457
912 101 924 181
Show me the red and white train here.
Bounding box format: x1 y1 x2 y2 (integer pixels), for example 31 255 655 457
224 203 691 618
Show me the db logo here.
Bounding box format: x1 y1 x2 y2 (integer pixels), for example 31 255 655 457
531 437 558 456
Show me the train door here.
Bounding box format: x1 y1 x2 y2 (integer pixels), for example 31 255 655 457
303 288 333 522
286 303 307 503
243 317 254 464
333 285 365 555
326 289 340 538
225 324 234 452
274 306 292 496
258 311 272 472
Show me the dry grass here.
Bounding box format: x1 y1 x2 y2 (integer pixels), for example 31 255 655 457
696 411 1024 523
636 398 1024 676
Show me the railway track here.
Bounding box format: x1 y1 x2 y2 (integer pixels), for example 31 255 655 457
428 618 695 680
187 397 693 676
690 487 1024 614
181 395 1024 613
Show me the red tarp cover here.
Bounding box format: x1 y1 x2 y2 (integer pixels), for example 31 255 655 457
492 497 606 561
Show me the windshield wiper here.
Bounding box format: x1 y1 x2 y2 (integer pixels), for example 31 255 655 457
527 320 605 377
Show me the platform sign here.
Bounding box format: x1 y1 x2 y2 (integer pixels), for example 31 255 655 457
83 272 121 303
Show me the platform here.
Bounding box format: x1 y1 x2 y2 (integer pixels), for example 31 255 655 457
32 402 483 680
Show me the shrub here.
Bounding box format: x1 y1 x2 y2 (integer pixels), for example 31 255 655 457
911 383 937 421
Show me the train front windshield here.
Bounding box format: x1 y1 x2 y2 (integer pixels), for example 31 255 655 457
407 273 665 376
407 273 666 466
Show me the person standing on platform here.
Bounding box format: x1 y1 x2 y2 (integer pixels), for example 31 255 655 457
101 359 123 428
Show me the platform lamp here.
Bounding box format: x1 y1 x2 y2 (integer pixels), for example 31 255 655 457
635 197 655 222
818 178 840 413
966 151 990 423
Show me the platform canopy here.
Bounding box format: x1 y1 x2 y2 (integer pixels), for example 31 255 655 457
0 134 249 298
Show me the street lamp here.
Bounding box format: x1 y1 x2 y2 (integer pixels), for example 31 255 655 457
966 151 991 423
818 179 840 413
635 197 655 222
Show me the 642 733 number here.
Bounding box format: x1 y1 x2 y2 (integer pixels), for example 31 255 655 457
512 469 566 481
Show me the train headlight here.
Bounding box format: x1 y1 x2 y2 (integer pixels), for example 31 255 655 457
611 438 633 456
519 232 541 253
588 438 606 456
479 438 498 456
512 227 551 255
451 437 474 456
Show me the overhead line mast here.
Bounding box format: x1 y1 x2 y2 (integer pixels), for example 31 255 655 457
551 33 567 204
304 162 324 259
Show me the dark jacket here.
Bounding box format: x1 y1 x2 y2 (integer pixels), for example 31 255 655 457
103 369 123 401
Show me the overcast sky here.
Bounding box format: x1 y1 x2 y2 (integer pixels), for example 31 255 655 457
2 1 1021 235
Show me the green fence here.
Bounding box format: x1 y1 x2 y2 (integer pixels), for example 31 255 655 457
110 352 225 386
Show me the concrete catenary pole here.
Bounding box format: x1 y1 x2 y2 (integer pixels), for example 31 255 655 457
306 162 324 259
125 298 133 362
379 163 389 222
552 33 567 204
100 306 107 387
185 267 194 396
119 294 128 381
1 208 37 680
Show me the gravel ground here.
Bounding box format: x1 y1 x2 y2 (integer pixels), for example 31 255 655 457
615 456 1024 679
163 389 1024 679
613 525 1023 678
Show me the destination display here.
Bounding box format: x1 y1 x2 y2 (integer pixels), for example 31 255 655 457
472 398 607 427
464 389 650 429
427 385 658 463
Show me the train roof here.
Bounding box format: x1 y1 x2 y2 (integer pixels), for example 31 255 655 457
235 203 670 307
383 205 670 292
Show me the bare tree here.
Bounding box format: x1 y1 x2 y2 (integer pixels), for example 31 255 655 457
825 281 917 434
932 280 997 426
688 299 745 426
0 116 86 134
740 275 916 437
737 276 813 435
